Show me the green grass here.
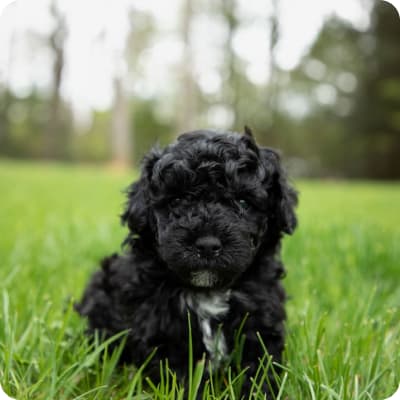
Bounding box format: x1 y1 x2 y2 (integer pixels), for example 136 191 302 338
0 160 399 399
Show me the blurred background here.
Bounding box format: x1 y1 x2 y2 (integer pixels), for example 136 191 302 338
0 0 399 178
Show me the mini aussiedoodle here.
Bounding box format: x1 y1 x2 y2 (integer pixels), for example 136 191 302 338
76 127 298 398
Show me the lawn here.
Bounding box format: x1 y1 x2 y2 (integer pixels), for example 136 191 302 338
0 160 399 399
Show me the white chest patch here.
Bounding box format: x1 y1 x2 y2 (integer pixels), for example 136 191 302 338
182 290 231 369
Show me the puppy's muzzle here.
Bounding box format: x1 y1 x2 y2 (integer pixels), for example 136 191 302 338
195 235 222 258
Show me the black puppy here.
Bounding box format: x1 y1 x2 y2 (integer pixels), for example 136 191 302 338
76 128 297 397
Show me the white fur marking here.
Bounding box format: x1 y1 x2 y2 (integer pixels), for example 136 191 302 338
183 290 231 369
199 318 227 368
190 271 218 288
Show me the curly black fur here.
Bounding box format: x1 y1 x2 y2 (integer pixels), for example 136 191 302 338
75 128 297 398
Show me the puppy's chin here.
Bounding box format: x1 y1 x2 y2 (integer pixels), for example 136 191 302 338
189 270 219 288
171 267 240 289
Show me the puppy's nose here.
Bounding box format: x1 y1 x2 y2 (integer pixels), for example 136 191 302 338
195 236 222 256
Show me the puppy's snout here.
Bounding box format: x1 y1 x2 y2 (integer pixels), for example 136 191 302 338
195 235 222 257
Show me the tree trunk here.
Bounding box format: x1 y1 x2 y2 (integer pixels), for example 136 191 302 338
177 0 196 135
222 0 239 128
266 0 279 131
44 0 67 159
111 76 132 167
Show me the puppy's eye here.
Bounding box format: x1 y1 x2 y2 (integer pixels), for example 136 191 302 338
238 199 250 210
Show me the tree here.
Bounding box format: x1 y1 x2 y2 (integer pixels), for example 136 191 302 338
44 0 69 159
282 0 400 178
265 0 280 131
200 0 259 131
176 0 197 134
111 75 131 166
350 0 400 178
286 16 366 176
0 87 12 155
110 8 157 166
221 0 240 127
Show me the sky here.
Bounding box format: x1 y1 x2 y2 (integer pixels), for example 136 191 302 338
0 0 398 116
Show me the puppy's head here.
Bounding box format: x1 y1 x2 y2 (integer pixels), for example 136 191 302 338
122 128 297 289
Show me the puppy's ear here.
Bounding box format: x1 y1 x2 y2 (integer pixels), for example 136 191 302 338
121 149 160 239
241 125 260 155
260 148 298 235
244 125 254 137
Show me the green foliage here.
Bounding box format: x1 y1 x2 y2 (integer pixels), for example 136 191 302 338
72 110 112 163
132 99 175 163
275 1 400 178
1 0 400 178
348 1 400 178
0 89 49 158
0 162 399 399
